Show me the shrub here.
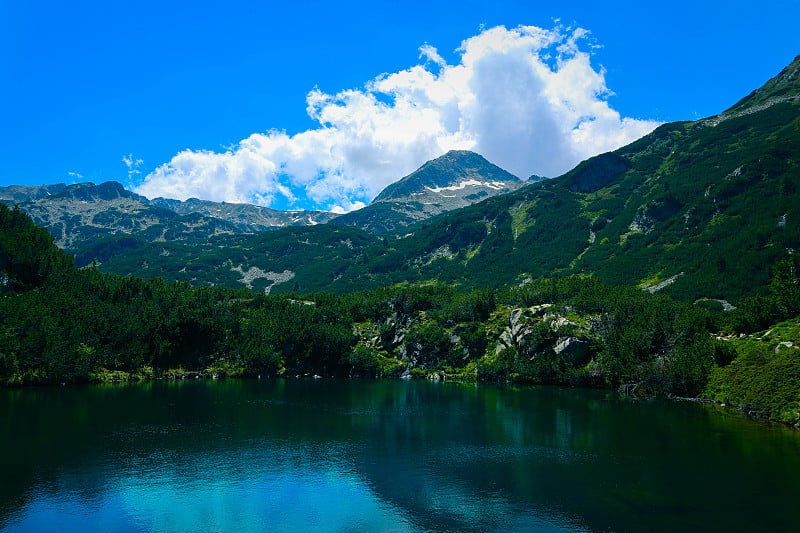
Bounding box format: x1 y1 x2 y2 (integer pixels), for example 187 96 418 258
705 344 800 425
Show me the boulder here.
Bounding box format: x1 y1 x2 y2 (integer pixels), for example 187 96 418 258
553 337 591 366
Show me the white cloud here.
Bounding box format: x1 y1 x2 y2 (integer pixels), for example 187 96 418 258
419 43 447 68
134 24 659 211
122 153 144 180
330 200 367 215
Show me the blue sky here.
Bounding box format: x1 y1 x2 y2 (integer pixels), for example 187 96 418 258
1 0 798 212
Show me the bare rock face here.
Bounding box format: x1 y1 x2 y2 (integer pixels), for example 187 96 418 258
496 307 533 355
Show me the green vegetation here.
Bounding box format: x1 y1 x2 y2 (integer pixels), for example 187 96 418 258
4 202 798 426
705 315 800 425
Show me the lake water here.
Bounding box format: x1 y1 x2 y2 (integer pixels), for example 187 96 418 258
1 379 798 532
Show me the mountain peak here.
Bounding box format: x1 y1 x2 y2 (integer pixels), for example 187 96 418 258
331 151 522 233
50 181 139 202
709 55 800 125
373 150 520 204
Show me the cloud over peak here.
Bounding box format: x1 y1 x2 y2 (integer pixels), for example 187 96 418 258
134 24 659 212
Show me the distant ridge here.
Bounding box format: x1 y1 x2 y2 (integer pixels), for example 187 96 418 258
0 181 336 260
147 196 337 232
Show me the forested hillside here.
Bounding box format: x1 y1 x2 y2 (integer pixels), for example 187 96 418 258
2 203 798 425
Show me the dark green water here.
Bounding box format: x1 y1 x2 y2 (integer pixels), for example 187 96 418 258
1 379 799 532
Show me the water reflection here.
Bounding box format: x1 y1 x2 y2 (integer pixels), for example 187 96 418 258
1 380 799 532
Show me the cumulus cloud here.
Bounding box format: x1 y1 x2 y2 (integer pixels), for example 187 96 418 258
134 24 659 211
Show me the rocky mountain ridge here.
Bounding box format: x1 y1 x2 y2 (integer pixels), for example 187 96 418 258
706 54 800 126
372 150 521 202
0 180 337 251
147 197 337 232
0 150 523 258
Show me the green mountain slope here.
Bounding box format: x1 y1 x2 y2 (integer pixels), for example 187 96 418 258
355 55 800 302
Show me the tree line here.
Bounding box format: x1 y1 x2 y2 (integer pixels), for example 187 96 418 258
2 203 798 424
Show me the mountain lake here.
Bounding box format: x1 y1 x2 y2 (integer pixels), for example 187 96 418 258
1 378 798 532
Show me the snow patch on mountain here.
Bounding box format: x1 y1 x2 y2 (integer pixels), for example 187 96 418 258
424 180 510 194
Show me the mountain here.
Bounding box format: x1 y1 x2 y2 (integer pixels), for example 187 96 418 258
5 57 800 301
0 151 518 264
0 182 240 261
372 150 521 202
88 55 800 301
381 55 800 301
148 197 337 232
0 181 336 264
332 150 523 232
0 183 71 203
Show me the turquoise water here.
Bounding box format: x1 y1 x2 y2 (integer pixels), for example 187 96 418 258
1 379 799 532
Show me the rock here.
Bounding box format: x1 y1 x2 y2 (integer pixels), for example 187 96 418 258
776 341 795 354
553 337 591 366
392 331 405 347
509 308 524 327
546 314 576 331
643 272 684 294
529 304 553 316
495 308 533 354
496 330 514 354
509 308 532 338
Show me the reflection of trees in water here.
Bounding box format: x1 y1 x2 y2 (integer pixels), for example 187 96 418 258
343 381 800 533
2 380 800 532
346 382 611 531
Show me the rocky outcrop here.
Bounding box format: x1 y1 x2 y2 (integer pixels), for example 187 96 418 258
480 303 601 376
493 305 586 357
495 308 533 354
